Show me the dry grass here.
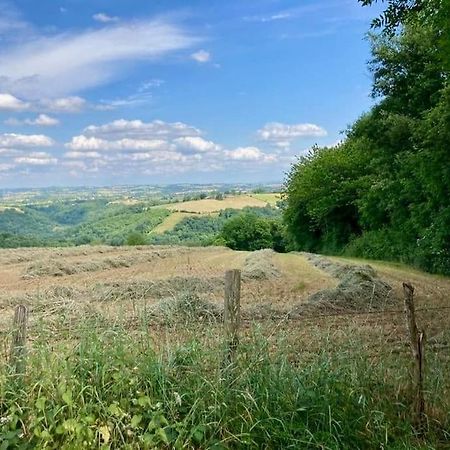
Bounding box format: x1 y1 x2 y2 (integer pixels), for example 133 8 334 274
0 245 448 349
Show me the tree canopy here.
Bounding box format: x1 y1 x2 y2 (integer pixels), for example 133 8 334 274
283 0 450 274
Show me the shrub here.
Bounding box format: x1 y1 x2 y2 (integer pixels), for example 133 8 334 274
126 232 147 246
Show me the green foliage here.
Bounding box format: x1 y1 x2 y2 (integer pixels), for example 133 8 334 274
151 206 283 248
0 202 170 248
0 327 440 449
126 232 147 246
219 212 289 252
71 206 169 246
221 214 274 251
151 215 223 246
283 0 450 274
284 142 369 253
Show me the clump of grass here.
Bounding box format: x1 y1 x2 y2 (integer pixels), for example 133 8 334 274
147 292 221 325
92 276 223 303
0 323 448 449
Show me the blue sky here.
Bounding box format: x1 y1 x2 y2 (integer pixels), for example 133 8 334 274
0 0 381 188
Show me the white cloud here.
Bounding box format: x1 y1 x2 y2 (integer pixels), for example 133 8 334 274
0 2 31 39
0 95 86 114
0 93 30 111
0 133 54 148
66 135 169 152
28 114 59 126
93 13 119 23
191 49 210 63
0 163 15 171
253 12 292 23
0 19 199 98
60 118 287 179
97 92 152 109
138 79 164 91
257 122 327 148
40 96 86 112
226 146 276 162
14 151 57 166
5 114 60 127
174 136 220 153
64 151 102 159
84 119 201 139
66 119 225 159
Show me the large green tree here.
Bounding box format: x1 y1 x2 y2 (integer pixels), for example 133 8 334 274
283 0 450 274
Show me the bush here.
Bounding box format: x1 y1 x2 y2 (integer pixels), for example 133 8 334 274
126 232 147 246
221 214 287 252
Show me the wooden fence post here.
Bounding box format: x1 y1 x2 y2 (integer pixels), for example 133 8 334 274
403 282 426 434
224 269 241 365
9 304 28 374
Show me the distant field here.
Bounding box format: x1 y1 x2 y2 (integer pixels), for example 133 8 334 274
249 192 281 205
163 194 271 214
150 212 197 234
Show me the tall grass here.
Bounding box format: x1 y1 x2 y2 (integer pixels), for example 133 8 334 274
0 322 448 449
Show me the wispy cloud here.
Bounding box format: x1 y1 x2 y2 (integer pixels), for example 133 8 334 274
40 96 86 112
191 49 211 63
4 114 60 127
0 1 32 40
93 13 119 23
14 151 57 166
0 18 200 98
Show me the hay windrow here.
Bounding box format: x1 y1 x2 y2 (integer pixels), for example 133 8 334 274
21 247 192 278
242 249 281 280
145 292 222 325
299 253 395 313
92 276 223 302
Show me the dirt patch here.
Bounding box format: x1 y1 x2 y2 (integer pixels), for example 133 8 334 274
242 249 281 280
298 253 395 313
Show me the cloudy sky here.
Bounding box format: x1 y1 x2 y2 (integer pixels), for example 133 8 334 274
0 0 380 188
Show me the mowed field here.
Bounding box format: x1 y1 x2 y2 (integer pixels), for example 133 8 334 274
0 244 448 347
162 194 271 213
0 245 335 332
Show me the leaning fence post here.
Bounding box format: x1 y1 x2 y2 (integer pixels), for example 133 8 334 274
403 282 426 434
224 269 241 365
9 304 28 375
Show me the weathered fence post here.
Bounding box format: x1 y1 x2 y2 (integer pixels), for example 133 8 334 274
9 304 28 375
224 269 241 365
403 282 426 434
